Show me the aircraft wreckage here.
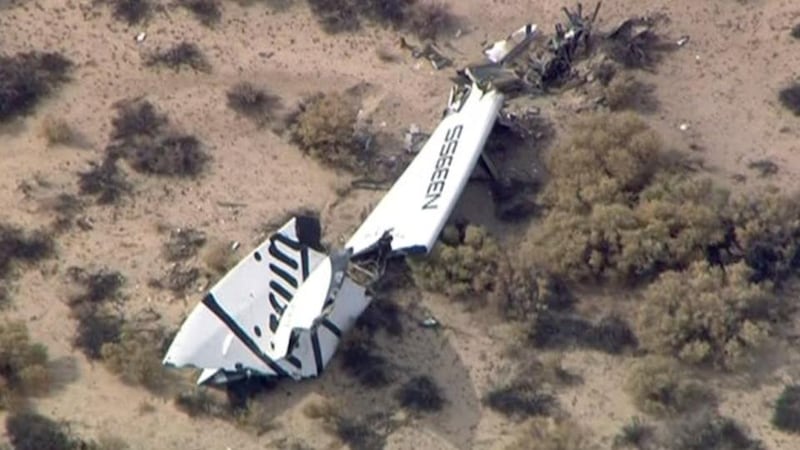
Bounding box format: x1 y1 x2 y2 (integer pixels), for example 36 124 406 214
163 5 602 386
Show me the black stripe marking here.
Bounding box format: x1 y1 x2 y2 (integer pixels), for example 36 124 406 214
286 355 302 369
201 294 288 378
311 330 323 375
321 319 342 338
301 247 310 280
273 233 302 251
269 314 279 333
270 263 298 288
270 280 293 301
269 239 298 269
269 293 285 315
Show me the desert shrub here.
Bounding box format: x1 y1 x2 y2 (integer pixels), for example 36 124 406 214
144 42 212 73
106 99 209 177
149 265 200 293
100 325 172 391
603 75 658 112
484 381 556 418
405 1 455 41
727 191 800 283
177 0 221 26
528 113 730 284
0 321 50 408
624 356 713 416
778 82 800 116
355 297 403 337
162 228 207 261
792 24 800 39
492 264 574 321
613 417 653 449
201 240 237 275
505 417 595 450
395 375 444 412
669 412 763 450
234 399 277 436
331 414 387 450
537 112 662 213
0 224 54 281
47 193 85 232
306 0 360 33
5 411 71 450
339 335 390 387
407 224 504 302
226 82 281 125
529 311 637 354
117 134 207 176
98 0 153 25
77 157 132 204
40 116 78 147
66 267 125 360
772 384 800 433
289 91 367 171
637 261 777 369
0 51 73 123
175 387 231 418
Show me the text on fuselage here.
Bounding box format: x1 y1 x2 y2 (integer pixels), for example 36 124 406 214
423 124 463 210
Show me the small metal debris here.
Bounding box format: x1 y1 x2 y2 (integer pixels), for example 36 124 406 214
676 35 690 47
679 123 690 131
404 124 428 154
135 32 146 43
400 37 453 70
231 241 241 251
421 316 440 328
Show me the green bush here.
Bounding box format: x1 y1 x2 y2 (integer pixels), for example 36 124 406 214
0 321 50 409
395 375 445 412
778 82 800 116
0 224 55 281
772 384 800 433
624 356 713 416
407 224 504 303
289 91 366 171
613 416 654 449
143 42 211 73
5 411 72 450
101 325 173 392
505 418 596 450
637 261 777 369
668 412 763 450
0 51 73 123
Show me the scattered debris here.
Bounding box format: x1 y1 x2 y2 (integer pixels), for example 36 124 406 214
420 316 439 328
679 122 690 131
403 124 428 154
135 32 147 43
676 35 690 47
399 38 452 70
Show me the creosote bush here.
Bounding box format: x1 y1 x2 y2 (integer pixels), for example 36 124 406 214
505 417 595 450
772 384 800 433
669 412 763 450
778 82 800 116
0 51 73 123
101 325 173 392
226 82 282 126
0 224 55 281
395 375 444 412
5 410 129 450
0 321 50 409
339 332 391 387
144 42 212 73
290 91 366 171
177 0 222 26
106 99 209 177
78 157 132 204
407 224 504 302
306 0 456 40
529 311 637 354
162 227 207 261
637 261 777 369
527 113 732 284
624 356 713 416
66 267 125 360
98 0 153 25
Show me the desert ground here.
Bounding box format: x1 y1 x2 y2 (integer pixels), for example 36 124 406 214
2 0 800 449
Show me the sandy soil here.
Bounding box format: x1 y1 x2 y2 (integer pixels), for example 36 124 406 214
2 0 800 449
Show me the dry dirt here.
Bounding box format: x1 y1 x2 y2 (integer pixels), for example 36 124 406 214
1 0 800 449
